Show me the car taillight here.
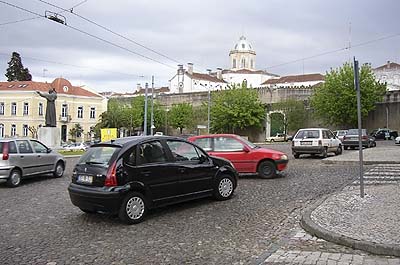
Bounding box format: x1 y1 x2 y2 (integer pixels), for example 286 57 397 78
2 142 9 160
105 161 117 187
318 140 322 146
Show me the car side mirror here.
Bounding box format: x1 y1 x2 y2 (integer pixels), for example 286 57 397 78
243 146 250 153
47 148 52 153
199 155 207 164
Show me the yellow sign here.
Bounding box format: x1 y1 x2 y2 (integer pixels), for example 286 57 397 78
101 128 117 142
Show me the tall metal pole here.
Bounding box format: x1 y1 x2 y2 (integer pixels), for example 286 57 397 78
150 76 154 135
144 82 148 136
354 57 364 198
207 89 211 134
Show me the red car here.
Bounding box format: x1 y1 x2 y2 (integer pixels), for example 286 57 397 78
188 134 288 178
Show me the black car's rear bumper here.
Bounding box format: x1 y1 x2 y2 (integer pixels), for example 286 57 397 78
68 183 128 214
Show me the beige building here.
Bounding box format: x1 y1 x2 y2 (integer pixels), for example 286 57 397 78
0 78 107 143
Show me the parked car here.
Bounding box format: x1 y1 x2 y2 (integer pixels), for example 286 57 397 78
291 128 342 158
370 128 398 140
188 134 288 179
342 129 376 149
266 133 288 143
333 130 348 142
0 138 65 187
68 136 238 224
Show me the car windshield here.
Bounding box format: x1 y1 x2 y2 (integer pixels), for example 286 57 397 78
347 129 366 135
236 136 257 149
77 146 120 166
337 131 347 136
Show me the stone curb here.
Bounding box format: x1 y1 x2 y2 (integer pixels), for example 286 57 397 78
322 160 400 165
300 194 400 257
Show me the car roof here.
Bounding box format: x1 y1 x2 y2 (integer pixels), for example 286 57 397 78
0 137 35 142
94 135 192 147
297 128 330 131
189 134 239 139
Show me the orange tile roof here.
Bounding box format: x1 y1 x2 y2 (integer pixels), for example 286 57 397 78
262 73 325 85
374 62 400 71
0 78 102 97
187 72 227 83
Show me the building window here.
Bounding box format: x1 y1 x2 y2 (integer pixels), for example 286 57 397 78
0 124 4 138
39 103 43 116
0 102 4 115
23 124 28 137
241 58 246 68
233 59 236 68
61 104 68 118
23 102 29 115
90 107 96 119
11 102 17 115
11 124 16 136
77 106 83 118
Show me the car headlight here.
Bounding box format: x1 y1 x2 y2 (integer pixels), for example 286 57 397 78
281 154 288 160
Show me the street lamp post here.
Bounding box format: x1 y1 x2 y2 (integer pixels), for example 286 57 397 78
150 76 155 135
207 89 211 134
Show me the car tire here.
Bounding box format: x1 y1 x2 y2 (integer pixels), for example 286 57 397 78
373 141 376 147
344 146 348 150
257 160 276 179
367 142 371 148
214 174 235 200
53 161 65 178
321 147 328 158
270 139 274 143
335 146 342 155
293 153 300 159
7 169 22 188
119 192 147 224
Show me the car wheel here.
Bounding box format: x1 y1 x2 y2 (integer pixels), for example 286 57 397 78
344 146 348 150
270 139 274 143
119 192 147 224
257 160 276 179
7 169 22 188
53 161 65 178
214 174 235 200
335 146 342 155
367 142 371 148
293 153 300 159
373 142 376 147
321 147 328 158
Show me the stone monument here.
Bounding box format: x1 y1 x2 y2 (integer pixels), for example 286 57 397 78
37 88 61 148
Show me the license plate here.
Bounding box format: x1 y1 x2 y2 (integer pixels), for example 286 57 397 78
300 141 312 145
77 175 93 184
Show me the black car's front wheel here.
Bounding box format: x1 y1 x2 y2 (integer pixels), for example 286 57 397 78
119 192 147 224
257 160 276 179
214 175 234 200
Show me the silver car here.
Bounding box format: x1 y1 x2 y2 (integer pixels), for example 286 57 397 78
0 138 65 187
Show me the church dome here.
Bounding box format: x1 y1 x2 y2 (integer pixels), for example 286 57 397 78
232 36 254 52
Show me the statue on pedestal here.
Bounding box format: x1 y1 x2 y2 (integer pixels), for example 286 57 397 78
36 88 57 127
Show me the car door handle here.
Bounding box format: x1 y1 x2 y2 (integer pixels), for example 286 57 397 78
20 155 24 158
178 168 186 174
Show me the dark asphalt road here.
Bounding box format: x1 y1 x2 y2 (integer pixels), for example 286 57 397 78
1 141 394 265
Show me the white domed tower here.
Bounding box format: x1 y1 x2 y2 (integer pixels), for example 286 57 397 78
229 36 256 71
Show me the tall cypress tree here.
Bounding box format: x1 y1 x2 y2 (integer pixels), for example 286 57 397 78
5 52 32 81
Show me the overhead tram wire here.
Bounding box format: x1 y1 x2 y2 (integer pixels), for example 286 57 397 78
37 0 182 65
0 1 88 26
0 52 142 77
0 1 176 70
265 32 400 71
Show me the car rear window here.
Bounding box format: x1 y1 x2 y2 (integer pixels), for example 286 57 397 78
0 141 17 154
78 146 121 167
347 129 366 135
295 130 320 139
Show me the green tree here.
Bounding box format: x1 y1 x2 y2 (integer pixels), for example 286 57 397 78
5 52 32 81
169 103 193 134
273 99 308 133
69 123 84 142
211 84 265 133
311 62 386 128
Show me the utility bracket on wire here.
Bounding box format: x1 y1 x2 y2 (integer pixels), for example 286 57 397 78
45 11 67 25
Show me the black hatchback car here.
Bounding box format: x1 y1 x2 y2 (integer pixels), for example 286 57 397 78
68 136 238 224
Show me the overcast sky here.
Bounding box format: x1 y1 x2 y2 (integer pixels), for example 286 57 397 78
1 0 399 92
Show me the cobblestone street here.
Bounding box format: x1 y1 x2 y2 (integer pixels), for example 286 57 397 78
0 142 398 264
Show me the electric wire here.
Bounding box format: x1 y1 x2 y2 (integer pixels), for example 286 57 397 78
0 0 176 69
37 0 182 65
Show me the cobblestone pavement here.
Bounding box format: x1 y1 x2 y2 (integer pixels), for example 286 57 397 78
0 141 397 264
260 162 400 265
